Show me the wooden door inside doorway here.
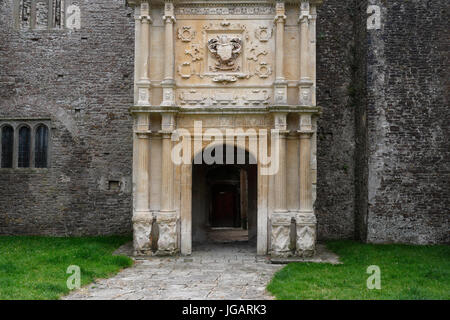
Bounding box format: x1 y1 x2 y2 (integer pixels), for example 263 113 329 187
211 185 239 227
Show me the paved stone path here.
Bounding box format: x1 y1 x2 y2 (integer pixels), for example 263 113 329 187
63 242 283 300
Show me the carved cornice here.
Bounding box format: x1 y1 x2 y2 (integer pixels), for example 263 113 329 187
127 1 324 7
130 105 321 115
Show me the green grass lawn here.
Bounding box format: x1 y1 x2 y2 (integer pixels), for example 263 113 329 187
267 241 450 300
0 236 133 300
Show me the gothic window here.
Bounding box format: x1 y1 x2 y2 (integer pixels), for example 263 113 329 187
35 125 49 168
1 126 14 168
18 126 31 168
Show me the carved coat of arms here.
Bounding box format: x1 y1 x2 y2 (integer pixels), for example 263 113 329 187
208 35 242 72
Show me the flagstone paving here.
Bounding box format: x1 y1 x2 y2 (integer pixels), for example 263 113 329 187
63 242 282 300
63 241 340 300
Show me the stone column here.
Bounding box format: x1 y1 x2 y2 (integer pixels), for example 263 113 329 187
132 113 153 255
157 113 177 255
274 1 288 105
309 5 317 106
161 133 174 212
240 169 248 229
274 133 287 213
296 113 316 256
299 136 312 212
161 1 176 106
137 2 152 106
271 113 291 257
180 163 192 255
298 1 313 106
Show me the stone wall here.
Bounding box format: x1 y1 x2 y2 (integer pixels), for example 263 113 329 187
365 0 449 244
353 0 369 241
0 0 135 235
315 0 356 239
0 0 448 244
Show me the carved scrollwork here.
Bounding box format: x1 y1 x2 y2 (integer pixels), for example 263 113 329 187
177 26 196 42
212 74 238 83
179 90 208 105
255 62 272 78
243 90 270 105
211 91 239 105
255 26 273 42
185 43 203 62
247 41 268 62
177 62 194 79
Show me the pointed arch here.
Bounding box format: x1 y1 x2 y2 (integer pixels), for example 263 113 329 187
18 125 31 168
35 124 49 168
1 125 14 168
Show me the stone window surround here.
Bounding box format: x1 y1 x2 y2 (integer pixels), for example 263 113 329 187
14 0 67 30
0 119 52 169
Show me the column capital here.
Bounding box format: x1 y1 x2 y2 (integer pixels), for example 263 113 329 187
163 15 176 24
158 131 173 138
274 14 286 24
163 0 176 23
271 129 290 136
299 1 312 23
297 131 314 138
139 15 152 24
274 1 286 23
136 131 151 139
272 112 288 131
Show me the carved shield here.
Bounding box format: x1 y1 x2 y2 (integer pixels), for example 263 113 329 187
217 44 233 62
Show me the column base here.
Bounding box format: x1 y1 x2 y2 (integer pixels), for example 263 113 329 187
132 211 155 256
270 212 294 258
156 211 179 256
270 211 317 258
295 211 317 257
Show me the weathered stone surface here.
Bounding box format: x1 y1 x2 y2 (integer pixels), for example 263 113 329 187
296 225 316 256
0 0 448 245
132 213 153 255
0 0 134 236
270 214 292 257
64 243 283 300
156 213 178 255
363 0 450 244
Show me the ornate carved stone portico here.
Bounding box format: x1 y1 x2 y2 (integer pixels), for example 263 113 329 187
128 0 322 257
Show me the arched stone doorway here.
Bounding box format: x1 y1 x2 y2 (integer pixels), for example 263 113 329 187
129 0 323 259
192 145 258 249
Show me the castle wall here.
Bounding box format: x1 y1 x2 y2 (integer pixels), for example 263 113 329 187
0 0 135 235
315 0 356 239
364 0 449 244
0 0 448 244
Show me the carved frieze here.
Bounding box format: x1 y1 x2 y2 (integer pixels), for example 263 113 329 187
178 89 273 106
175 5 275 16
243 90 270 105
179 90 208 105
211 92 239 106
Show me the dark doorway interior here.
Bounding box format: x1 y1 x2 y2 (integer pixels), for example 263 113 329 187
192 145 257 247
211 184 239 228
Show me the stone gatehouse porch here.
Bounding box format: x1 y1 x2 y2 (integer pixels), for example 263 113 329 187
128 0 323 258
